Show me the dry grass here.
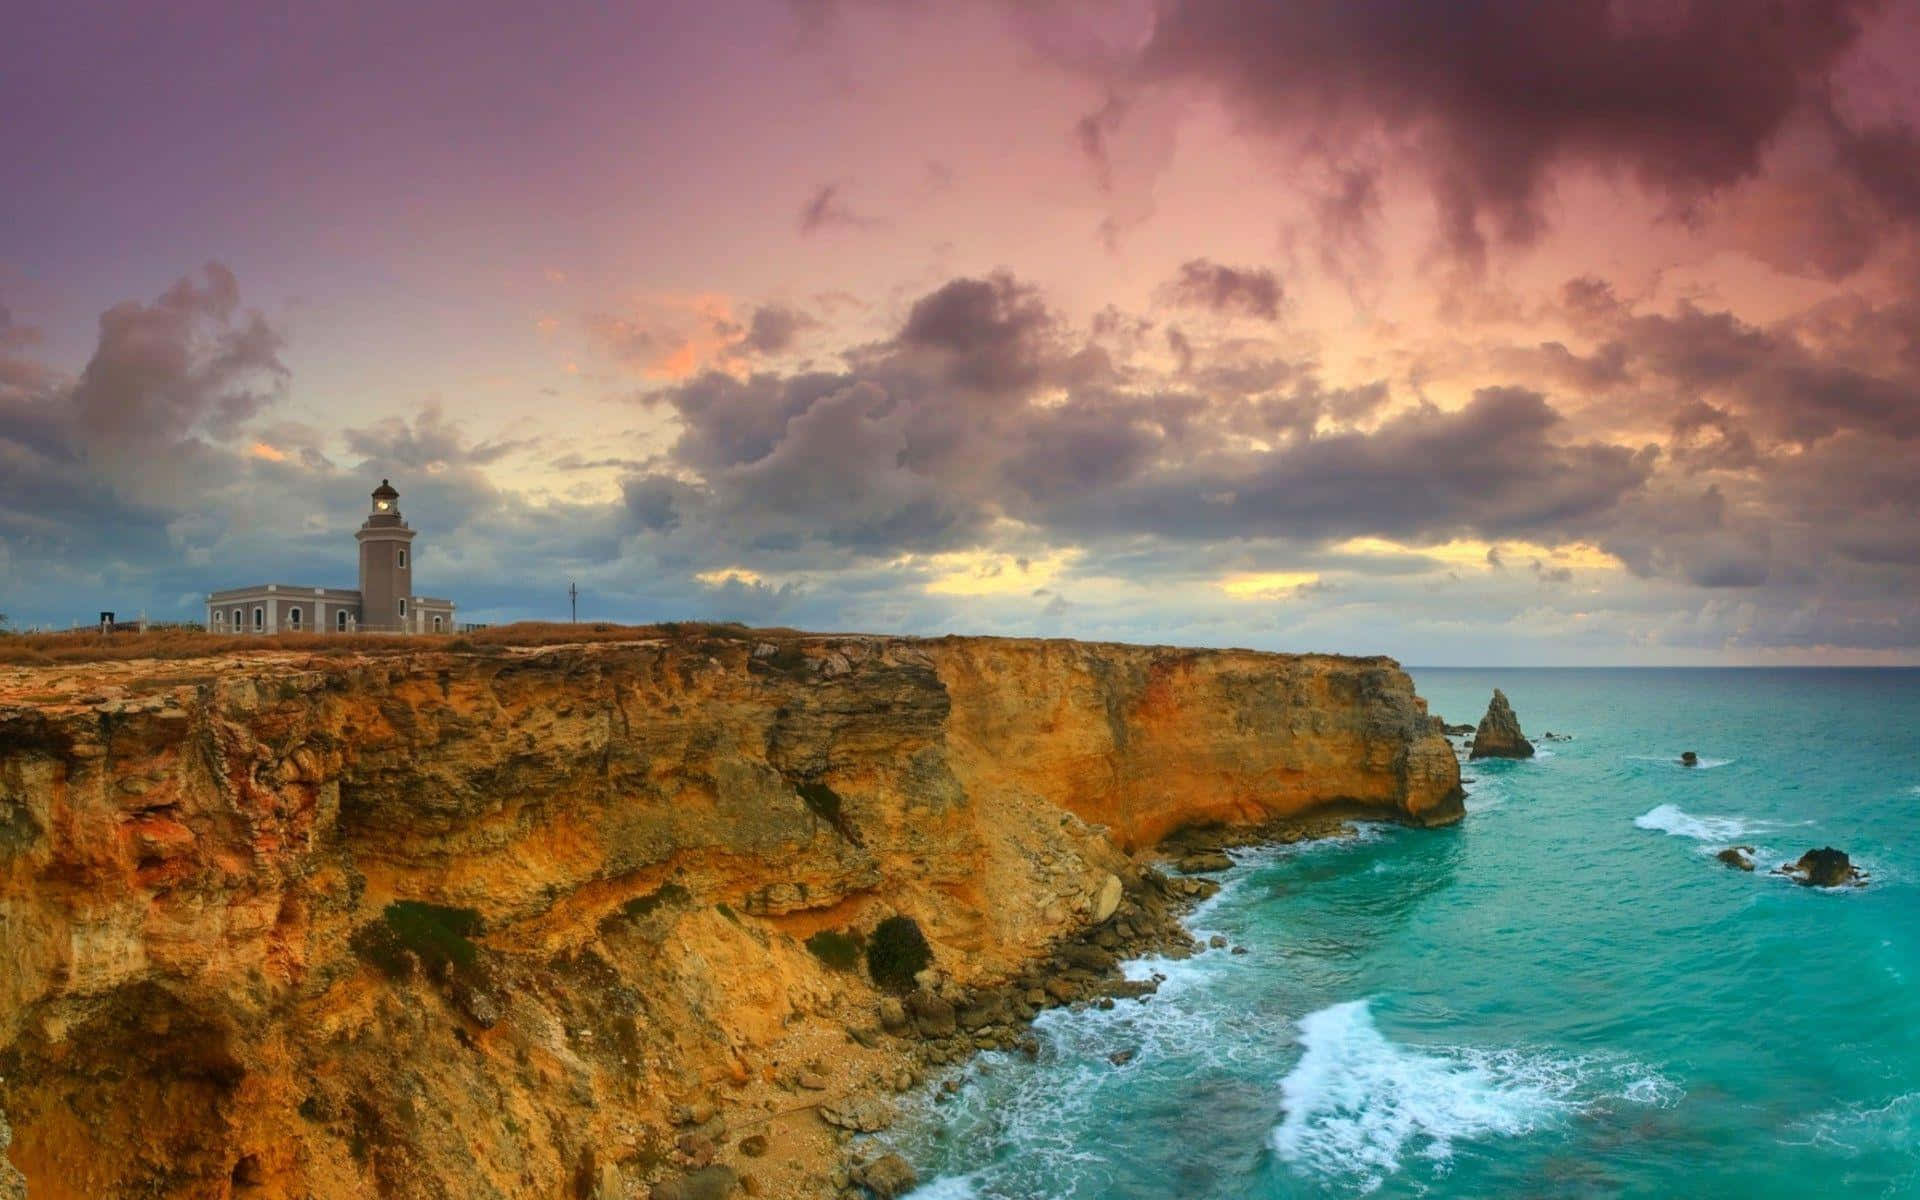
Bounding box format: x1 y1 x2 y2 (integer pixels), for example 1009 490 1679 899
0 620 799 667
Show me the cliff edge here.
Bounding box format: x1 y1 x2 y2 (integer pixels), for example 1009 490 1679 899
0 631 1459 1199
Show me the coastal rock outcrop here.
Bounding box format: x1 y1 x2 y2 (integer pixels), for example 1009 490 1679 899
1468 688 1535 760
0 631 1460 1198
1716 846 1756 871
1775 847 1867 888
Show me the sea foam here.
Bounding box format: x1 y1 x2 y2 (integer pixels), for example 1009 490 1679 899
1272 1000 1578 1191
1633 803 1768 842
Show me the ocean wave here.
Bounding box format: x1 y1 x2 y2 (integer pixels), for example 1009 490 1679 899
1271 999 1673 1194
1782 1090 1919 1155
1633 803 1771 842
903 1176 981 1200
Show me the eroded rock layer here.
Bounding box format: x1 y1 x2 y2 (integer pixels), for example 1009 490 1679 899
0 632 1460 1198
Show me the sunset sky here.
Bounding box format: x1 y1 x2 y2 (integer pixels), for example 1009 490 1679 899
4 0 1919 663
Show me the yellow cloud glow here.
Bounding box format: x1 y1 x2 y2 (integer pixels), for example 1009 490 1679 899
910 548 1080 596
248 442 286 462
1218 571 1322 598
1331 537 1620 570
695 566 764 587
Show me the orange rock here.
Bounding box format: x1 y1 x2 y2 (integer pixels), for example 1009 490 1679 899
0 631 1458 1198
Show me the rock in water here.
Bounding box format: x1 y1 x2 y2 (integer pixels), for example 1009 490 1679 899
1776 847 1866 888
1468 689 1535 760
1716 845 1755 871
1680 751 1699 767
854 1153 919 1200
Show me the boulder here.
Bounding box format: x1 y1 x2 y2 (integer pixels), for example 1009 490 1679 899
853 1153 918 1200
1680 751 1698 767
1775 847 1867 888
738 1134 769 1158
651 1165 736 1200
904 990 956 1038
1091 873 1123 923
1715 846 1755 872
1468 689 1535 760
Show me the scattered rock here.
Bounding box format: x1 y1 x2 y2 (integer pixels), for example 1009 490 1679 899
1442 722 1476 735
1175 851 1234 874
674 1131 717 1166
1091 873 1123 923
738 1133 769 1158
1207 934 1228 949
1230 945 1248 955
1715 846 1756 872
819 1096 895 1133
1468 689 1535 760
905 991 956 1038
794 1069 830 1091
1107 1049 1134 1066
1680 751 1698 767
1774 847 1868 888
876 996 909 1035
650 1165 737 1200
853 1153 918 1200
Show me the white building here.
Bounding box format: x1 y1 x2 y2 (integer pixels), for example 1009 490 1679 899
207 480 456 635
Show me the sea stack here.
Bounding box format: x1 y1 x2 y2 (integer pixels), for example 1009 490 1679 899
1775 847 1867 888
1469 688 1535 760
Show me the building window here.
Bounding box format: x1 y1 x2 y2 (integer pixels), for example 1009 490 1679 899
337 610 349 632
212 610 224 630
397 548 407 569
433 615 443 632
253 607 264 632
288 607 302 630
233 608 243 631
398 598 407 618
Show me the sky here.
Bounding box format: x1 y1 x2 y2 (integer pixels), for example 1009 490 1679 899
3 0 1920 664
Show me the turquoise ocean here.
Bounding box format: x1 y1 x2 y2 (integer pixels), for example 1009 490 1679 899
894 669 1920 1198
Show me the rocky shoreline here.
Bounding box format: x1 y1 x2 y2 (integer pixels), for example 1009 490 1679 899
743 813 1368 1200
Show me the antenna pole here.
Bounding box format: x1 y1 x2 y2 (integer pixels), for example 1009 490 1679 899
568 581 578 624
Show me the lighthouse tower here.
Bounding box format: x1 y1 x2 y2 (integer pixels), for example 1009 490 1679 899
355 479 416 631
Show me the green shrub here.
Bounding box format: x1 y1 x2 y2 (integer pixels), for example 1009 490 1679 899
355 901 484 979
865 915 932 992
715 901 739 923
804 929 862 971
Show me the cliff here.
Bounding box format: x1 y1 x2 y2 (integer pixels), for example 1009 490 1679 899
0 631 1460 1199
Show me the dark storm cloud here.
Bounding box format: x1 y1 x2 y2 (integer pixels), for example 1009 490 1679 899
635 274 1660 565
1160 259 1283 321
741 304 819 356
1119 0 1910 265
67 262 287 446
1052 387 1657 545
894 271 1056 390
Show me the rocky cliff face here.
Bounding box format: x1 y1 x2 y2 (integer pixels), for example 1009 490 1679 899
0 632 1460 1199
